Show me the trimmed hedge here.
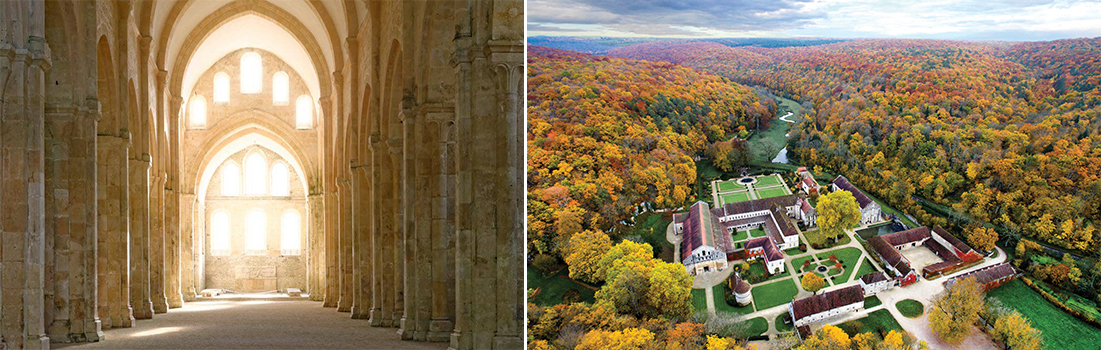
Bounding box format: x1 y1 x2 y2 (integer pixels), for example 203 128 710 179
1022 277 1101 328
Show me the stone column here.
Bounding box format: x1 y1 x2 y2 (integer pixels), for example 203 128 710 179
0 34 52 350
307 192 324 301
398 113 418 340
367 136 387 327
488 52 524 350
448 28 474 350
389 137 404 327
80 100 104 341
350 160 371 319
179 192 196 301
129 153 153 319
165 186 182 308
337 178 353 313
45 104 74 343
96 134 134 329
414 112 437 342
428 115 455 342
149 174 167 313
323 188 338 308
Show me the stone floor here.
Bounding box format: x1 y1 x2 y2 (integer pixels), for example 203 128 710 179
900 245 944 272
54 300 447 349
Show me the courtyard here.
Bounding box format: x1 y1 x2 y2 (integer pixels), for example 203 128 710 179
899 245 944 272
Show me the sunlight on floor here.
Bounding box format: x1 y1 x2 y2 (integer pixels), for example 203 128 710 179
129 326 183 338
170 301 236 312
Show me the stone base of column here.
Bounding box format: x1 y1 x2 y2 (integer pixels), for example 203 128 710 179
397 318 413 340
133 302 154 320
168 293 184 308
350 306 369 319
428 319 453 342
413 330 428 342
494 336 522 350
114 307 135 328
83 318 103 342
369 309 383 327
153 297 169 313
336 303 351 312
448 331 468 350
48 320 72 343
24 335 51 350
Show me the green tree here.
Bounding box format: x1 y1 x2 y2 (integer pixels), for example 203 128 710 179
816 190 861 243
564 230 612 284
598 240 653 282
929 278 984 343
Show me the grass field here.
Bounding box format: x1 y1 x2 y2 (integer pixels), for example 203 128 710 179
791 255 816 272
988 279 1101 350
749 227 767 238
527 265 596 306
756 187 789 199
804 228 852 247
732 229 749 241
854 257 878 279
691 288 708 312
774 313 794 332
718 181 746 192
751 279 798 310
756 174 782 186
748 260 792 281
896 299 924 318
837 309 903 337
721 192 751 204
746 317 769 336
865 296 882 308
747 116 792 163
815 247 863 282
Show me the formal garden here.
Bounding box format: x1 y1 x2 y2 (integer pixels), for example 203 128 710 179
751 279 799 310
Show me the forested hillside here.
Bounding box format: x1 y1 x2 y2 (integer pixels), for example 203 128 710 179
526 46 774 258
609 38 1101 256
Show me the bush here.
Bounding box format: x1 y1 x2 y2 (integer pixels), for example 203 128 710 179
562 288 581 304
799 243 807 252
532 254 558 273
811 243 820 249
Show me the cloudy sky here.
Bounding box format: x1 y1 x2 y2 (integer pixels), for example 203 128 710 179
527 0 1101 41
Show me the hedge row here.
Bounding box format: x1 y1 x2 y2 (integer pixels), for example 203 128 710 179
1021 277 1101 328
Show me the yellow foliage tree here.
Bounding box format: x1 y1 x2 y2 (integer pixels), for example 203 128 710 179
576 328 655 350
564 230 612 284
967 226 998 252
801 273 826 294
801 324 851 350
929 278 984 343
993 310 1043 350
705 335 747 350
816 190 861 243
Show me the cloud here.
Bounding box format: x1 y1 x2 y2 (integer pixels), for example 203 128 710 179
530 0 1101 40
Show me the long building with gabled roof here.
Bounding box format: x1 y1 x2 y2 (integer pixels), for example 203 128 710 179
831 175 882 225
675 202 736 276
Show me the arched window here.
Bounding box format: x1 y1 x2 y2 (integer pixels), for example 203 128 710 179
213 72 230 104
188 95 207 128
240 52 263 94
295 95 313 129
220 161 241 196
245 210 267 254
270 162 289 196
280 210 301 256
244 152 268 195
210 211 230 256
272 71 289 105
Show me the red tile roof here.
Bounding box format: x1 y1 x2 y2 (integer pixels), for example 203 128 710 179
680 202 735 260
880 226 931 246
860 271 889 285
790 285 864 320
947 263 1015 287
746 237 783 262
832 175 873 209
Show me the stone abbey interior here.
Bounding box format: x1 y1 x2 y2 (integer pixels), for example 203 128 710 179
0 0 523 349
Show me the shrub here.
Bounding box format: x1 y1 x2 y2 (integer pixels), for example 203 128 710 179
562 289 581 304
799 243 807 252
811 243 820 249
532 254 558 273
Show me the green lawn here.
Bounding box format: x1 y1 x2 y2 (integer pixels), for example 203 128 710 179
837 309 903 337
865 296 882 309
747 117 792 163
721 192 751 204
896 299 924 318
749 227 767 238
988 279 1101 350
718 180 745 192
791 255 816 272
751 279 798 310
774 312 794 332
713 285 756 315
755 187 789 199
854 257 878 279
747 260 791 281
629 212 673 260
732 229 750 241
746 317 769 337
755 174 782 186
803 228 852 247
691 288 708 312
527 265 596 306
815 247 863 282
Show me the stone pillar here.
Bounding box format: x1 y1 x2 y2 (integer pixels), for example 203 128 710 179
323 187 338 308
367 136 387 327
129 154 153 320
307 193 324 301
350 160 371 319
389 138 404 327
428 115 455 342
448 28 474 350
179 192 196 301
149 175 167 313
414 112 437 342
96 134 134 329
80 100 104 342
0 34 52 350
398 113 418 341
337 179 353 313
45 104 74 343
165 186 182 308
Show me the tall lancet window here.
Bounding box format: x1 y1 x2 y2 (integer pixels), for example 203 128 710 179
188 95 207 128
213 72 231 104
245 210 267 255
210 211 231 256
272 71 289 105
270 162 289 196
295 95 313 129
280 210 301 256
220 161 241 196
244 152 268 195
241 52 263 94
